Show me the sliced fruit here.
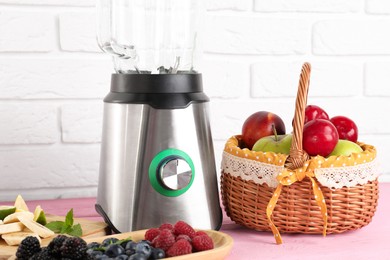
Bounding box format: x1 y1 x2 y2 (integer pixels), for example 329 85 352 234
0 205 16 220
17 215 54 238
14 195 29 212
0 220 3 225
0 222 24 235
1 231 41 246
33 205 47 225
3 211 34 224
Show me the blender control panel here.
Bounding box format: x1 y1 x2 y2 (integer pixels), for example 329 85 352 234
159 158 192 190
149 148 195 197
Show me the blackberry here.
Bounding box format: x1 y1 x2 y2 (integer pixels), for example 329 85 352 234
30 247 52 260
60 236 88 259
16 236 41 260
47 235 68 257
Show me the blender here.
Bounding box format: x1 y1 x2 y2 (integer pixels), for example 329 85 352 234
95 0 222 233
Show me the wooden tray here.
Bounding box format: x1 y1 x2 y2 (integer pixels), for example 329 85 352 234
84 229 234 260
0 215 107 259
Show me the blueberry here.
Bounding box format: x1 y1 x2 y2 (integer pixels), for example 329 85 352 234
87 242 101 249
139 239 152 246
120 239 133 249
135 241 152 257
151 248 166 259
105 244 125 257
88 250 103 257
102 237 119 247
95 255 110 260
129 253 148 260
125 241 137 255
115 255 129 260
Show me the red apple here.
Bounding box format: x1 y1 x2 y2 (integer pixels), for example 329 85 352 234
330 116 358 143
305 105 329 124
303 119 339 157
242 111 286 150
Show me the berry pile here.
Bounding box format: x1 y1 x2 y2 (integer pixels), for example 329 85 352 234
16 235 91 260
15 220 214 259
86 237 165 259
145 221 214 257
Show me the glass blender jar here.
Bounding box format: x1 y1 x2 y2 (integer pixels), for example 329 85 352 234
95 0 222 233
97 0 202 74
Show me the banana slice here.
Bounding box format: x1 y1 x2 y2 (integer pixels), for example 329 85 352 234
3 211 34 224
0 222 24 235
0 220 3 225
17 215 54 238
1 231 41 246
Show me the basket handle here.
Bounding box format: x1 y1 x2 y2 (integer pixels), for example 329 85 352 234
285 62 311 170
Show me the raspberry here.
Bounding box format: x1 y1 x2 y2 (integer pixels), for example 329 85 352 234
145 228 160 242
166 239 192 257
152 229 175 252
176 234 191 243
173 221 195 237
192 234 214 252
193 231 208 237
159 223 174 231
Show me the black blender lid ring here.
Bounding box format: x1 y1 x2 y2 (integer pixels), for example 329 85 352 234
110 73 203 94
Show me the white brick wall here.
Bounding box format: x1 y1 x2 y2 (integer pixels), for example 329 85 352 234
0 0 389 201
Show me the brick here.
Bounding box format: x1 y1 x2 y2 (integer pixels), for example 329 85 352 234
204 16 310 55
0 145 100 190
0 58 112 99
206 0 252 11
251 61 362 98
313 20 390 55
254 0 361 12
61 103 103 143
365 62 390 96
0 12 55 52
59 12 100 52
0 103 57 144
366 0 390 14
0 0 94 5
203 59 250 98
361 134 390 180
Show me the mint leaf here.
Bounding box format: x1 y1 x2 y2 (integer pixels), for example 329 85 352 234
68 224 82 237
60 224 73 234
45 221 64 233
45 208 83 237
65 208 74 227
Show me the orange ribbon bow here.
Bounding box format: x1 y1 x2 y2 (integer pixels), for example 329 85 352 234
266 161 328 244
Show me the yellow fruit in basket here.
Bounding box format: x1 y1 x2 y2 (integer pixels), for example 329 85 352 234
0 206 16 221
252 134 292 154
329 140 363 157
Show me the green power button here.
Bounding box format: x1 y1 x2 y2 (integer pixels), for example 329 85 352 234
149 148 195 197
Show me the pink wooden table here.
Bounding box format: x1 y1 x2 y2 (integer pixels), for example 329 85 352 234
2 183 389 260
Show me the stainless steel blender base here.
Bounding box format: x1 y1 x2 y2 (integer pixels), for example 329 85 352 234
97 102 222 232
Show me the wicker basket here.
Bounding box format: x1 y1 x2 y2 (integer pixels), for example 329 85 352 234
220 63 379 244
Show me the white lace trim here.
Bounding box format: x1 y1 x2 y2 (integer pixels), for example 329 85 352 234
221 151 380 189
314 159 379 189
221 151 282 188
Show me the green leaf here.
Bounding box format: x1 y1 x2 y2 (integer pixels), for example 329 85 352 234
45 221 64 233
60 224 73 234
65 208 74 227
68 224 83 237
